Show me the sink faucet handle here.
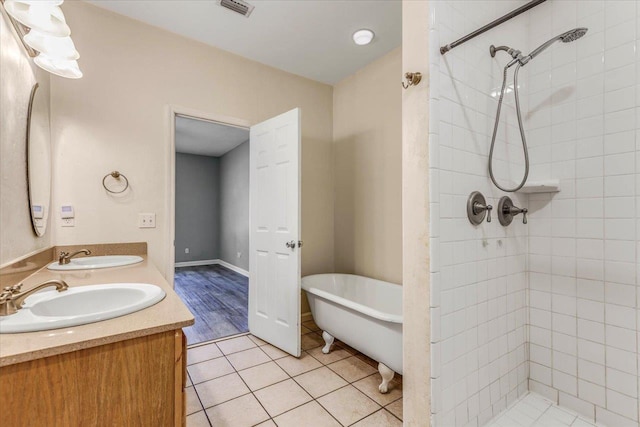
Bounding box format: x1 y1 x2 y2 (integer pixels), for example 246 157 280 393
3 284 22 294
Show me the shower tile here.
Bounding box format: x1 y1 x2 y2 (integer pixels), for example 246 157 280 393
605 389 638 421
605 367 638 398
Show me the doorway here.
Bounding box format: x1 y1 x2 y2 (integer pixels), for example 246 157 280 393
167 107 303 354
173 114 250 345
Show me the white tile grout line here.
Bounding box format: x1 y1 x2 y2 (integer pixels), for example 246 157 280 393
487 392 608 427
187 330 403 426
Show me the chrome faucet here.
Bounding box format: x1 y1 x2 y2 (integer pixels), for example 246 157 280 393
58 249 92 265
0 279 69 316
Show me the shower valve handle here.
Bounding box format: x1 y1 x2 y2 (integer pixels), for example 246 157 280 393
509 207 528 224
474 202 492 223
498 196 528 226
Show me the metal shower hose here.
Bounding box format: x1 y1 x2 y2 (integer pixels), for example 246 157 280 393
488 62 530 193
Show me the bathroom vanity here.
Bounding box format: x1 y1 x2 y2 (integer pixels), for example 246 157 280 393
0 247 194 427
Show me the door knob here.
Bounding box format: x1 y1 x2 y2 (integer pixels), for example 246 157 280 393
286 240 296 249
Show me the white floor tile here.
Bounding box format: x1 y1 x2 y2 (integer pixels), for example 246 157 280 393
485 393 606 427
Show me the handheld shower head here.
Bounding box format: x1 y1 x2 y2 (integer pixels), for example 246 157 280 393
527 27 588 60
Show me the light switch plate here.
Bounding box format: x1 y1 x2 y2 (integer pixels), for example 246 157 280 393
138 213 156 228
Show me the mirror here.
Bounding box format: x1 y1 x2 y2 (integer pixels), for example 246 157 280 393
26 82 52 237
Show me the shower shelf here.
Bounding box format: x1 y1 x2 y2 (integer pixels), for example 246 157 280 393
517 180 560 194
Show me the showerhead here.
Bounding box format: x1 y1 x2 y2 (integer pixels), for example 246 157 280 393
527 27 588 60
561 27 588 43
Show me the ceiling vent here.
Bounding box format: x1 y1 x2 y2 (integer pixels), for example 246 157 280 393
219 0 254 17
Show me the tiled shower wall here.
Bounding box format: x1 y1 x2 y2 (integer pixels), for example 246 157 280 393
429 1 531 426
524 1 639 426
430 1 639 427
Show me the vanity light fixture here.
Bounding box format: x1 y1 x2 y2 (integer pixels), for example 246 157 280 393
24 30 79 60
34 52 82 79
2 0 82 78
4 0 70 37
352 29 374 45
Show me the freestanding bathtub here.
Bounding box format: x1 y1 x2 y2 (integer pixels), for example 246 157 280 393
301 273 402 393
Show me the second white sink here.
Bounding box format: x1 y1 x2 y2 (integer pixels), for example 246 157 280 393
0 283 166 333
47 255 143 271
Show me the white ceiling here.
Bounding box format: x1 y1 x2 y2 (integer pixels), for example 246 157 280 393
86 0 402 84
175 116 249 157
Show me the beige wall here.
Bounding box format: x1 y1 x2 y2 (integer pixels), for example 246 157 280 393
0 12 52 266
332 47 402 285
402 1 431 425
50 2 334 285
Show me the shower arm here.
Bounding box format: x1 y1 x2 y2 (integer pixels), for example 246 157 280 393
490 45 530 66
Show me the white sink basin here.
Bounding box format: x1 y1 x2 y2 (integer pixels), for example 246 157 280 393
47 255 143 271
0 283 165 333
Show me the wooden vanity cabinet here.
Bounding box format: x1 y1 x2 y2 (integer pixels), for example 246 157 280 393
0 330 187 427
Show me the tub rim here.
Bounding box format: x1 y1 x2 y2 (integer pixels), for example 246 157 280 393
302 273 403 324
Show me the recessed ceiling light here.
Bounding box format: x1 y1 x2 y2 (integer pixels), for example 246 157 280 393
353 29 374 46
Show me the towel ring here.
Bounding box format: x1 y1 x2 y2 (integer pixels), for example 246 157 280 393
102 171 129 194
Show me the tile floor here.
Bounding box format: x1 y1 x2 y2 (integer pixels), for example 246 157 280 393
186 321 403 427
486 393 608 427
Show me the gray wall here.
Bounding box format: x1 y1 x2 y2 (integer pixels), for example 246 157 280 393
175 153 219 263
219 141 249 270
175 143 249 270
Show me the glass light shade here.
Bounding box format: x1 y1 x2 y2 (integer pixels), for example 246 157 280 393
24 30 79 60
4 1 70 37
352 29 374 46
34 53 82 79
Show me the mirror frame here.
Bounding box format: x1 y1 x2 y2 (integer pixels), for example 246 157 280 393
26 82 50 237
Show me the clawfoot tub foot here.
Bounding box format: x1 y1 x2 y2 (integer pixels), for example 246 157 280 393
378 362 395 394
322 331 334 354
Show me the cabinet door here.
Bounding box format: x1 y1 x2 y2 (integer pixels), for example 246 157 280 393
0 331 180 426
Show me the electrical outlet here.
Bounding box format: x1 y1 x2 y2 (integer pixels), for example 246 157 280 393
62 218 74 227
138 213 156 228
185 248 189 254
237 252 242 258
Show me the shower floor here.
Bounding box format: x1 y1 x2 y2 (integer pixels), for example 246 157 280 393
486 393 606 427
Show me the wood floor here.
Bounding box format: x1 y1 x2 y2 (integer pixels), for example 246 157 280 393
174 264 248 345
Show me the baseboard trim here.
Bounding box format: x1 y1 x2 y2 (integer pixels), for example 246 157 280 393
301 312 313 323
175 259 218 268
216 259 249 278
175 259 249 277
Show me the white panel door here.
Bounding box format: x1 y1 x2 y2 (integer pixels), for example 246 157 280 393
249 108 301 357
